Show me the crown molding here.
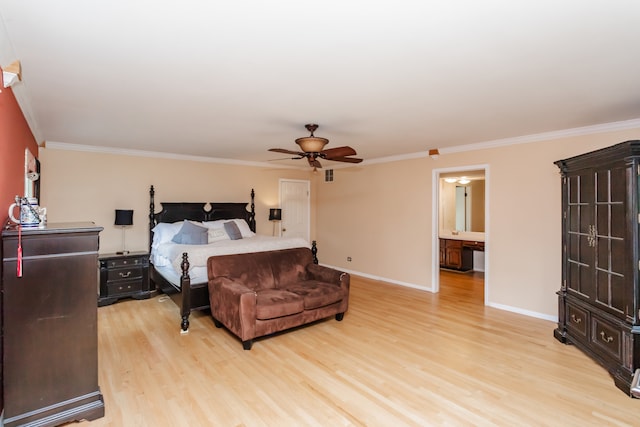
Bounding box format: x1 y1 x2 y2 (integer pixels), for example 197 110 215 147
43 141 297 169
438 118 640 155
44 118 640 168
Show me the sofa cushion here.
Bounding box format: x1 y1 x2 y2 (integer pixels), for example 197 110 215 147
255 289 304 320
283 281 344 310
208 251 277 291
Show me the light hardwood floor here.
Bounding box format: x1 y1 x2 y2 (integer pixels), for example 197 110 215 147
79 271 639 426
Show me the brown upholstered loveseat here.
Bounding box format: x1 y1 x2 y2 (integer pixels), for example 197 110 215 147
207 247 349 350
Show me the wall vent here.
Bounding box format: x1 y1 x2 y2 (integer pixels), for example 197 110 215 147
325 169 334 182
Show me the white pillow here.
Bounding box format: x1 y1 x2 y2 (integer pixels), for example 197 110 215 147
151 222 183 248
203 219 254 237
208 227 229 243
201 220 226 230
232 219 255 238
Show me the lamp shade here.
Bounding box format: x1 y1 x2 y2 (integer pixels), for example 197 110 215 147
115 209 134 226
269 208 282 221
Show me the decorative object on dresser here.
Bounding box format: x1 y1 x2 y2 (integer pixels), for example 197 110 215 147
98 251 151 307
554 140 640 396
148 185 318 333
1 222 105 426
114 208 134 255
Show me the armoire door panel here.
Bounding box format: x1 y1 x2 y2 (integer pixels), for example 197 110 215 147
596 169 610 203
610 204 625 238
610 239 626 272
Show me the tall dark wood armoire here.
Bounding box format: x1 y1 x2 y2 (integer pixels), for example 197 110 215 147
554 140 640 396
1 222 105 426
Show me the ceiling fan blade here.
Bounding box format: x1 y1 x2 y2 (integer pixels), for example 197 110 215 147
269 148 305 156
320 146 357 159
330 157 363 164
308 157 322 168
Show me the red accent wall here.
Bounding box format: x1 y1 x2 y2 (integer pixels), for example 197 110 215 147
0 84 38 225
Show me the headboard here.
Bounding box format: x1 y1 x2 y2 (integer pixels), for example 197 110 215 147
148 185 256 251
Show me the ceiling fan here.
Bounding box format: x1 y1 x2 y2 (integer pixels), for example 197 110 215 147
269 124 363 169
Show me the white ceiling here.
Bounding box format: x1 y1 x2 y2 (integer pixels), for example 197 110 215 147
1 1 640 168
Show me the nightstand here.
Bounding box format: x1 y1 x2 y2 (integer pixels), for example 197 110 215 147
98 251 151 306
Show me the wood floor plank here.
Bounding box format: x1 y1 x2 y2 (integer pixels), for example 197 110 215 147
75 271 640 426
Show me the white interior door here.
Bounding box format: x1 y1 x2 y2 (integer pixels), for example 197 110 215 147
279 179 310 241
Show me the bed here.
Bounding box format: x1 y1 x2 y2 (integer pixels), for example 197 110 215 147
148 185 318 332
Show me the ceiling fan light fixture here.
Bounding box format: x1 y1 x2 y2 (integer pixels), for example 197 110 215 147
268 123 362 169
295 136 329 153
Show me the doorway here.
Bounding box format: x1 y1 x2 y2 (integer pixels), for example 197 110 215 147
432 165 489 305
279 179 311 242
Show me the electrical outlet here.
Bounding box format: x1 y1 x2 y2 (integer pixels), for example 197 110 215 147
347 256 352 262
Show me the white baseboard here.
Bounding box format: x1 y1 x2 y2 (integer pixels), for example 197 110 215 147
320 264 434 292
322 264 557 322
487 302 557 322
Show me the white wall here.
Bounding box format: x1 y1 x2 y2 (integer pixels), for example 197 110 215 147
39 148 313 254
316 128 640 320
41 127 640 321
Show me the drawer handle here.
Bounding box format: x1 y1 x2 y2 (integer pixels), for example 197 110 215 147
119 271 132 278
570 314 582 324
600 331 614 343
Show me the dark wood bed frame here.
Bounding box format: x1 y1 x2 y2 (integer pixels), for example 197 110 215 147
148 185 318 332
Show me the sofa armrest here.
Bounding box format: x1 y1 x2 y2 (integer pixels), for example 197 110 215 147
209 277 256 341
306 263 350 291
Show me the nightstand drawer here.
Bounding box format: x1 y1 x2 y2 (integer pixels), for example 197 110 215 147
107 280 142 296
105 257 146 269
107 266 142 282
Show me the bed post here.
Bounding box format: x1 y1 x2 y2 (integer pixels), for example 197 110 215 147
149 185 155 254
248 188 256 232
180 252 191 333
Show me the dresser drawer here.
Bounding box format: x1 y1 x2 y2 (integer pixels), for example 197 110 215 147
107 280 142 296
566 303 588 339
591 315 622 363
107 266 142 282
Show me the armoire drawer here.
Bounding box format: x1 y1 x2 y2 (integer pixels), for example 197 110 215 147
591 315 622 363
566 303 588 340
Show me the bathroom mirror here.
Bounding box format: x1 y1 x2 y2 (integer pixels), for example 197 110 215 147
439 170 485 233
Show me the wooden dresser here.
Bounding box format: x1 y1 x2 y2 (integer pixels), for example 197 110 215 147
1 222 105 426
554 140 640 396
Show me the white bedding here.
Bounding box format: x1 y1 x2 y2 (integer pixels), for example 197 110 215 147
152 234 311 278
153 264 209 287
